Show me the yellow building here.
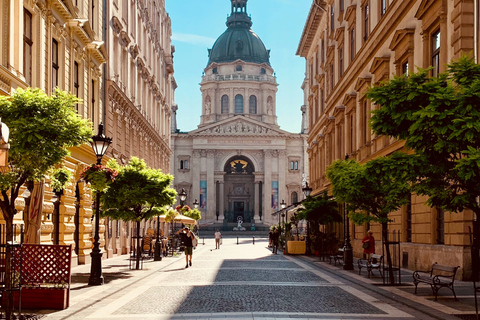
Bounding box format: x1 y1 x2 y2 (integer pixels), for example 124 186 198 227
0 0 174 265
297 0 478 279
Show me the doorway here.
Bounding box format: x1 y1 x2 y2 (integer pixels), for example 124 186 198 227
234 201 245 221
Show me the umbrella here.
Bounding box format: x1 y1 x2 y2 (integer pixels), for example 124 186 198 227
25 181 45 244
158 214 196 224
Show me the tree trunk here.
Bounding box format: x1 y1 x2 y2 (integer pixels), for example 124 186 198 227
472 216 480 282
136 220 141 270
382 222 395 285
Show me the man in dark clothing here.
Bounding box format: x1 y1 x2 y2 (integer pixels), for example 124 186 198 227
271 229 280 254
177 227 195 268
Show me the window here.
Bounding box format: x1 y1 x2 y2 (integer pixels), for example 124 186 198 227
260 68 266 74
330 64 334 92
350 28 355 62
74 62 80 110
339 47 344 77
363 3 370 43
340 0 344 12
213 67 217 74
291 192 298 204
116 220 120 238
380 0 387 16
436 207 445 244
24 9 33 85
431 30 440 78
180 160 189 170
289 161 299 170
321 39 325 63
221 95 229 113
236 65 242 72
249 95 257 114
330 5 335 31
52 39 59 91
234 94 243 113
402 61 409 76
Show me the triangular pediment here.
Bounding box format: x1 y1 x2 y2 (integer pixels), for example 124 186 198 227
189 117 290 136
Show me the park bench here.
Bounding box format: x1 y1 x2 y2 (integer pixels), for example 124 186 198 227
329 248 344 266
413 263 460 301
357 254 384 278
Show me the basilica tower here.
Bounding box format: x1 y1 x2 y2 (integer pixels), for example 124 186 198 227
199 0 278 128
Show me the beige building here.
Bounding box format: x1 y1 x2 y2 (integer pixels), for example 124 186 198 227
0 0 174 264
298 0 479 279
103 0 175 257
171 0 308 229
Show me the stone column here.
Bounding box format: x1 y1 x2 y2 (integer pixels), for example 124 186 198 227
263 150 272 223
192 150 201 210
278 150 286 205
218 181 225 223
254 180 260 221
207 150 216 223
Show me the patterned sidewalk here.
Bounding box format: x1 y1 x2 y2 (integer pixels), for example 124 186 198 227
32 237 469 319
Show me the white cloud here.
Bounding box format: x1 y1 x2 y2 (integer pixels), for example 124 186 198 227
172 33 216 47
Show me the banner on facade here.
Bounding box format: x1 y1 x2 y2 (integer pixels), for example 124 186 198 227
271 181 278 210
200 180 207 211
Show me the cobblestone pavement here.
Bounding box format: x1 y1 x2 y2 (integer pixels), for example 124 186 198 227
37 237 470 320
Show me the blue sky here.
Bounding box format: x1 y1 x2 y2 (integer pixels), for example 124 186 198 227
165 0 311 134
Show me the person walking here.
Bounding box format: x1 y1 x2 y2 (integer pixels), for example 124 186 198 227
362 230 375 260
214 229 222 249
177 227 195 268
272 228 280 254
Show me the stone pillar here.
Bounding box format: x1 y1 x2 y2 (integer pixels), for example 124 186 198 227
207 150 216 223
192 150 201 209
218 181 225 223
254 180 260 221
263 150 272 223
278 150 286 205
77 182 93 265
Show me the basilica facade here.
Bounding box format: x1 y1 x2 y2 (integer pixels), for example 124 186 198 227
171 0 307 227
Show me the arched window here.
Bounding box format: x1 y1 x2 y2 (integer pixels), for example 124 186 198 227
291 192 298 204
235 94 243 113
249 95 257 114
221 95 229 114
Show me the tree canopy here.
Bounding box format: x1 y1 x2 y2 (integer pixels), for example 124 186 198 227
367 56 480 215
101 157 177 222
297 190 341 225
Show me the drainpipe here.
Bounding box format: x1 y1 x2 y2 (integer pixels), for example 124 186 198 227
475 0 478 63
102 0 108 123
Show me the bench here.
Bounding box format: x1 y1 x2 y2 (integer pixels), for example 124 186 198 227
358 254 384 278
329 248 344 266
413 263 460 301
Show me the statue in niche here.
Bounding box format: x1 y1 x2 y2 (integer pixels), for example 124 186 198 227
205 101 211 114
267 100 273 115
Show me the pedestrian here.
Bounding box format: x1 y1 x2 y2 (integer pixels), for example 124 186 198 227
268 229 273 248
362 230 375 260
272 228 280 254
214 229 222 249
177 226 195 268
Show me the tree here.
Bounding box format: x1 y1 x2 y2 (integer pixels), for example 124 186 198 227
367 56 480 279
182 206 202 222
297 191 341 253
327 155 412 283
0 88 93 318
101 157 177 269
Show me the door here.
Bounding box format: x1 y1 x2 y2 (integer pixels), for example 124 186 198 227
234 201 245 222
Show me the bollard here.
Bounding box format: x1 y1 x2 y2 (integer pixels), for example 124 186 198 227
237 236 239 245
202 237 205 245
253 236 255 245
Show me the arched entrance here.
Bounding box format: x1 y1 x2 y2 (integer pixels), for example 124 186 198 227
223 156 255 223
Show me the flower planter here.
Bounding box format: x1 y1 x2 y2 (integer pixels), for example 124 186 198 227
9 288 69 310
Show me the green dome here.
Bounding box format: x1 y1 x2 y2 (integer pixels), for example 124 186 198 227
207 0 270 66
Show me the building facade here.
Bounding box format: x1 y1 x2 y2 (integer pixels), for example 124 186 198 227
0 0 174 264
297 0 479 278
171 0 308 228
103 0 174 257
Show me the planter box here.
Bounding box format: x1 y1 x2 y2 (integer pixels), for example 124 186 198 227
7 288 69 310
286 241 306 254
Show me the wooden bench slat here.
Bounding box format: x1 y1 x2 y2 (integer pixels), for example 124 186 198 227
413 262 459 301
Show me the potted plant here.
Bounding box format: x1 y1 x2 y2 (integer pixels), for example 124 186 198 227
80 164 117 191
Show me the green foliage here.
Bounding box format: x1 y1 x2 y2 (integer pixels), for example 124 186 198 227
367 56 480 214
50 168 72 192
0 88 93 182
326 154 411 223
101 157 177 222
165 208 178 223
296 191 341 225
80 164 118 192
183 208 202 221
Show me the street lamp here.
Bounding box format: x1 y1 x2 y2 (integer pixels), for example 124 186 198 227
88 123 112 286
154 209 163 261
302 182 313 255
280 200 286 229
193 198 199 209
179 188 187 206
343 154 354 270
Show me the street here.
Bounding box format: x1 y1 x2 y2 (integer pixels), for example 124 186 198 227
38 237 474 320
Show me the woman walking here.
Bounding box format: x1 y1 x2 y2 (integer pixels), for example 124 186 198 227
362 230 375 260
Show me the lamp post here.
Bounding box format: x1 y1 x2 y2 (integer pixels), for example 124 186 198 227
343 154 354 270
302 182 312 255
88 123 112 286
280 199 286 230
154 210 162 261
179 188 187 206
